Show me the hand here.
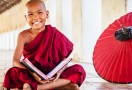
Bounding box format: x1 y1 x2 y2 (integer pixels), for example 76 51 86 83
47 72 61 82
50 64 68 82
30 72 49 84
51 64 68 82
53 72 61 82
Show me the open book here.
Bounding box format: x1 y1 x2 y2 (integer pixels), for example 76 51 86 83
20 58 72 80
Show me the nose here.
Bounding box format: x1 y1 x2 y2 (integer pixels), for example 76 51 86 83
33 13 39 20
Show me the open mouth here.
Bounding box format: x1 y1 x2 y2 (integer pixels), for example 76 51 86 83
33 21 41 25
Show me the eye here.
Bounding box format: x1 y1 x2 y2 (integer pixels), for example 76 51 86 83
28 13 33 16
38 12 43 14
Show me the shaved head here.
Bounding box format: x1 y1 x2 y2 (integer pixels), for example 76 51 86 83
25 0 48 15
26 0 46 10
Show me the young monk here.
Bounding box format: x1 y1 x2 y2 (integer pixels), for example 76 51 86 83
2 0 86 90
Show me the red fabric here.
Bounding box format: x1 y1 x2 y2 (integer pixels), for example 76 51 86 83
66 73 81 84
3 25 86 90
3 67 37 90
60 64 86 86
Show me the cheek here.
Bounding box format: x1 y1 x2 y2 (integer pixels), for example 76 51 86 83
26 18 32 23
26 19 33 26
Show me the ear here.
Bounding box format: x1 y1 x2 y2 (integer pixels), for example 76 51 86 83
25 15 28 21
46 10 49 19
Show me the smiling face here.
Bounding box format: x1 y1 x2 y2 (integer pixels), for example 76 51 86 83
25 1 49 31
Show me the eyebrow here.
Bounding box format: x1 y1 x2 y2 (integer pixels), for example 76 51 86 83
27 9 43 13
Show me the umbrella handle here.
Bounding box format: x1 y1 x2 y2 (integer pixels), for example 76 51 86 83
122 26 129 34
114 27 132 41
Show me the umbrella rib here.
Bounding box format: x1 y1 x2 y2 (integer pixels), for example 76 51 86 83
102 41 123 82
94 37 116 62
94 40 119 79
116 42 125 83
108 41 123 82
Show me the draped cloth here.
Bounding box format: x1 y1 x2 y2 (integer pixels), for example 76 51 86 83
3 25 86 90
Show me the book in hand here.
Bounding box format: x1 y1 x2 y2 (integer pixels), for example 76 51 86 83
20 58 72 80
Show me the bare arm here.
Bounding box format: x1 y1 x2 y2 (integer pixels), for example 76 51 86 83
12 32 27 69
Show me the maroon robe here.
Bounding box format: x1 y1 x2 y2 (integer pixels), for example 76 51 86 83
3 25 86 90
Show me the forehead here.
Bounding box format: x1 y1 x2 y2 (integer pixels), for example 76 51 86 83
25 2 45 13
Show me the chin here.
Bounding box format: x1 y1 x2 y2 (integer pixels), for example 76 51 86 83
32 24 45 30
32 27 41 30
33 26 44 30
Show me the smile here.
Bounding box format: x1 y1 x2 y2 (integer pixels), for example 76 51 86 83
33 21 41 25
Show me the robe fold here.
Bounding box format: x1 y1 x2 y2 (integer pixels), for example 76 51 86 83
3 25 86 90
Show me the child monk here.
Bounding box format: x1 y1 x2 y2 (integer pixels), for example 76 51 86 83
2 0 86 90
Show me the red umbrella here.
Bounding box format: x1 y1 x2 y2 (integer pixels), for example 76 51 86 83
93 12 132 83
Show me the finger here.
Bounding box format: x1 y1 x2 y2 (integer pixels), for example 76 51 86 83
57 72 61 77
38 80 46 84
54 73 61 82
35 79 48 84
48 77 55 81
34 77 41 82
33 73 41 80
38 79 47 84
41 80 50 84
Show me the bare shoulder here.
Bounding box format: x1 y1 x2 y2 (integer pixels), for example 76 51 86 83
19 29 30 36
17 28 31 45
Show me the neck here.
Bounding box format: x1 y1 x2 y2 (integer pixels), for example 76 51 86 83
32 25 46 33
30 28 45 35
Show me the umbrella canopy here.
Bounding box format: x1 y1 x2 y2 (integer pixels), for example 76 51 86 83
0 0 46 33
93 12 132 83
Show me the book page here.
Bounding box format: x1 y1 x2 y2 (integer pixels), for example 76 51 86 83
47 58 72 78
21 58 48 80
